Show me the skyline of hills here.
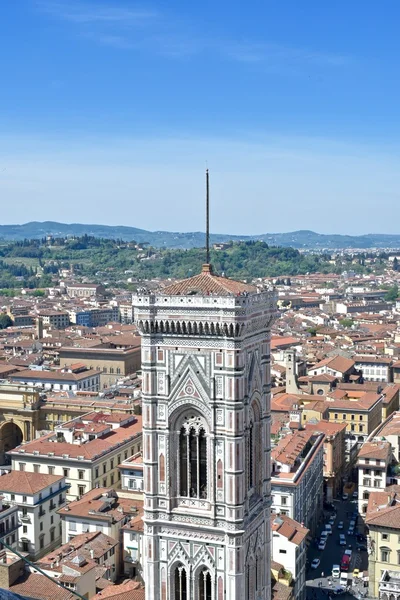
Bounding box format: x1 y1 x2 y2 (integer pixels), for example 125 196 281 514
1 221 400 250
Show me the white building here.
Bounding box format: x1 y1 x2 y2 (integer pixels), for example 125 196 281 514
133 264 278 600
119 452 144 492
357 441 392 516
9 412 142 500
271 430 324 536
122 510 144 581
0 494 19 553
10 366 100 392
354 355 392 383
0 471 68 560
58 487 142 545
271 514 309 600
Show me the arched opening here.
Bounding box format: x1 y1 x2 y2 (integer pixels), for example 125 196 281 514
199 570 212 600
0 422 23 464
174 565 187 600
178 414 208 499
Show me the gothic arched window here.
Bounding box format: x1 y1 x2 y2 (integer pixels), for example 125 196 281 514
178 415 208 499
174 565 187 600
199 569 212 600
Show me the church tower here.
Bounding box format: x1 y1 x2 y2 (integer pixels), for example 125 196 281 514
133 263 277 600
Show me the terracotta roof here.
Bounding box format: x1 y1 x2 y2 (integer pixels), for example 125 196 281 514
271 579 293 600
358 441 391 461
58 488 143 522
365 490 400 528
10 368 99 382
161 264 256 296
11 572 74 600
312 355 355 374
96 581 145 600
0 471 64 494
271 514 309 546
10 416 142 461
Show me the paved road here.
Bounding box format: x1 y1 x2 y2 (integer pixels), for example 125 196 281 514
305 496 370 599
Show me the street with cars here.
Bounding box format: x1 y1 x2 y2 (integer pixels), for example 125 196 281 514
306 492 369 599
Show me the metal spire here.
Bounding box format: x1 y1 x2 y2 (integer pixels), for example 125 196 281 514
206 168 210 265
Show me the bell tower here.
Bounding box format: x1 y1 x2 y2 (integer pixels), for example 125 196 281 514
133 266 278 600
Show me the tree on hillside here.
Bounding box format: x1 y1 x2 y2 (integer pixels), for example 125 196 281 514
386 285 399 302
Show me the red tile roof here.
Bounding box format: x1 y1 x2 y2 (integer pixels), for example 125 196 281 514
0 471 64 494
161 264 256 296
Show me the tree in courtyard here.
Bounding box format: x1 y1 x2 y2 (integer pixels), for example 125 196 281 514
0 314 13 329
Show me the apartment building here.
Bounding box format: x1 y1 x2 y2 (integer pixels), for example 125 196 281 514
326 391 383 443
9 366 100 392
37 310 70 329
58 487 142 544
9 412 142 500
271 514 309 600
0 471 68 560
0 495 19 553
357 441 393 516
365 487 400 598
354 355 392 383
271 430 324 535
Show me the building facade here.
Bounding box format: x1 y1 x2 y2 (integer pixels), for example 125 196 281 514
133 264 278 600
0 471 68 560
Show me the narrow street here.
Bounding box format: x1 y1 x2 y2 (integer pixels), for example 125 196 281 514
305 495 369 599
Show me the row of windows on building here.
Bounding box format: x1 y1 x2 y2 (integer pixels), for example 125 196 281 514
333 413 365 421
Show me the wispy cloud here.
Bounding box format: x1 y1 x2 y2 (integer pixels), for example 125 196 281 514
223 41 349 68
37 1 351 70
38 1 158 24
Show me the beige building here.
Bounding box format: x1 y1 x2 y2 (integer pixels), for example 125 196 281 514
326 390 383 442
66 283 105 298
366 486 400 599
59 339 141 388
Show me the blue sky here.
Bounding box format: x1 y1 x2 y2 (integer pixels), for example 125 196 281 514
1 0 400 235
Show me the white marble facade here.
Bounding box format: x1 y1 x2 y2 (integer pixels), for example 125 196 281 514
133 282 277 600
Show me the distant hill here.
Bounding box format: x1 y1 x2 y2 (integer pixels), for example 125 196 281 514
1 221 400 249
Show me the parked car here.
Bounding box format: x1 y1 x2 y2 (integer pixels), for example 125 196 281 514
325 524 333 535
341 555 350 571
342 493 349 501
337 521 344 530
353 568 360 579
357 544 367 552
319 539 327 551
349 520 356 528
332 565 340 579
320 530 329 541
353 491 358 499
311 558 320 569
339 534 346 546
340 573 348 587
329 515 336 525
324 501 335 510
347 527 355 536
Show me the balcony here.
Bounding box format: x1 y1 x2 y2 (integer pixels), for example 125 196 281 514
38 510 46 517
20 515 31 523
